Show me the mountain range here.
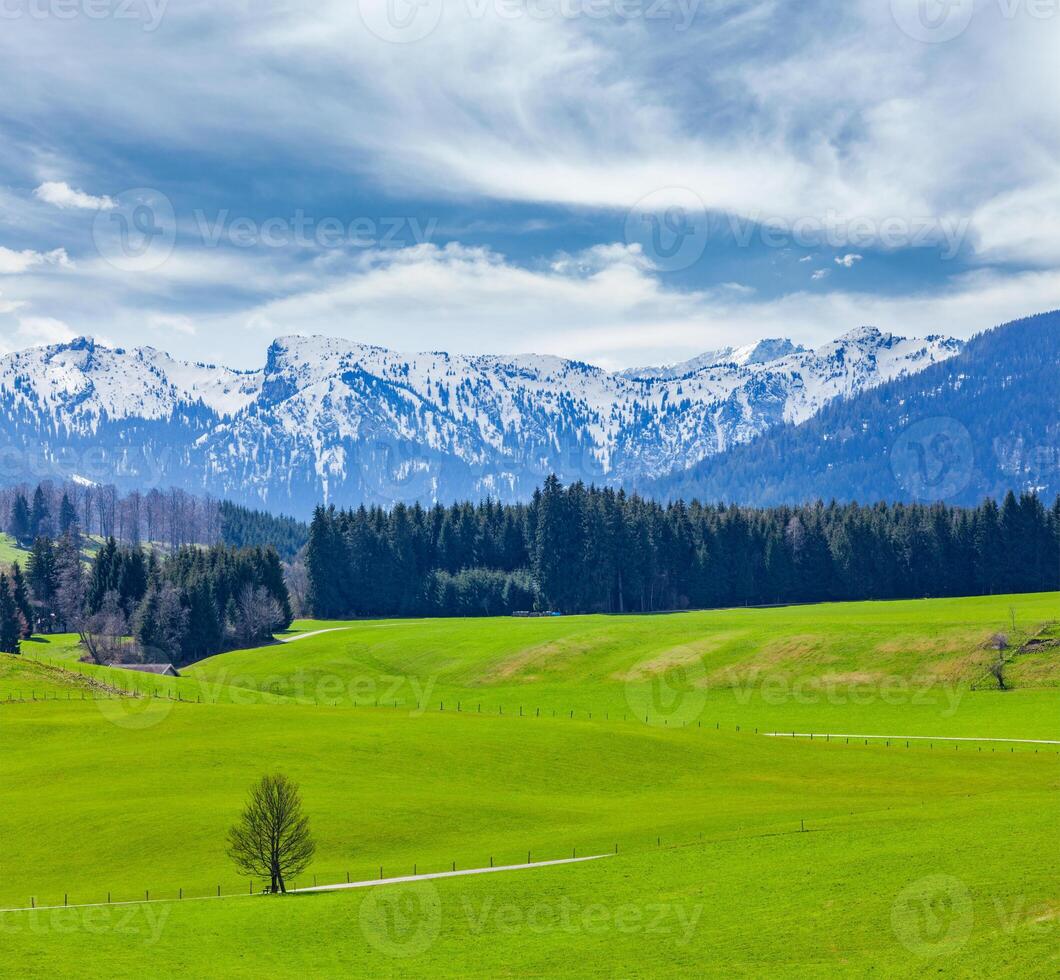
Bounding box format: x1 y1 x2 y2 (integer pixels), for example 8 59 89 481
0 326 963 514
648 311 1060 507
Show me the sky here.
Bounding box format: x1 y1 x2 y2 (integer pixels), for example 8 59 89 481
0 0 1059 371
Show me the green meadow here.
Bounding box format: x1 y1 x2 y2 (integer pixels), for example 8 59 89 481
0 531 28 567
2 591 1057 976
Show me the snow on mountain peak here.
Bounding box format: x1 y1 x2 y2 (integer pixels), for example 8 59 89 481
730 338 808 366
0 326 963 510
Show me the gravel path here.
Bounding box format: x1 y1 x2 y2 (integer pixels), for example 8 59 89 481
292 854 613 894
763 732 1060 745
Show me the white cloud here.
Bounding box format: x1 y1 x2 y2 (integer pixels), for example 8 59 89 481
2 0 1058 262
33 181 115 211
811 269 830 281
179 243 1060 369
0 246 71 274
834 254 862 268
3 238 1060 369
15 315 76 347
147 313 197 337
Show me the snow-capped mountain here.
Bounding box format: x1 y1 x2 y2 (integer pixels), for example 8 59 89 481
620 338 809 380
0 328 962 513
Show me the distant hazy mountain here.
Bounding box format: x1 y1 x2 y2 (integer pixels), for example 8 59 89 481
647 311 1060 507
0 326 960 514
620 338 809 380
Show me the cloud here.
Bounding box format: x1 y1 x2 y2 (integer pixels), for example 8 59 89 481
2 0 1058 263
811 269 830 281
33 181 115 211
14 315 76 347
0 246 71 274
177 243 1060 369
3 237 1060 369
147 313 197 337
834 254 862 268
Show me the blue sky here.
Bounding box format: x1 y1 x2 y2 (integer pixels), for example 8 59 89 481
1 0 1059 369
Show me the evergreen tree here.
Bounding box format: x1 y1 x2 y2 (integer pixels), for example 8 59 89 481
8 493 31 544
26 537 59 622
59 493 78 536
10 562 33 638
29 486 51 540
0 574 21 654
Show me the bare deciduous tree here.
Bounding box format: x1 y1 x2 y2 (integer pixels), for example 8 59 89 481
284 560 309 619
227 774 315 894
83 590 131 664
232 584 283 647
987 633 1010 691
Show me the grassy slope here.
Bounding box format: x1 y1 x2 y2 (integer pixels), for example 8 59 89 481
2 709 1057 977
7 826 1059 978
0 654 122 699
4 592 1058 976
185 593 1060 739
0 531 28 567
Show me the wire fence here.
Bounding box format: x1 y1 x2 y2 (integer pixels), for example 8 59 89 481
0 817 844 914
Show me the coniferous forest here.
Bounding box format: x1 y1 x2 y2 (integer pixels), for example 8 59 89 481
306 477 1060 619
5 534 292 665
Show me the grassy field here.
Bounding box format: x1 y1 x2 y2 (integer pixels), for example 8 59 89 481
0 531 29 567
184 593 1060 738
3 592 1058 976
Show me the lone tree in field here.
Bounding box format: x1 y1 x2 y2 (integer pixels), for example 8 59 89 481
227 774 315 894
